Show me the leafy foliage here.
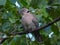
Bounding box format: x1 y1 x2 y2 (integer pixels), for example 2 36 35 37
0 0 60 45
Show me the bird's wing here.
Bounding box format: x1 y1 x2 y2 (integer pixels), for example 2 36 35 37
32 16 39 28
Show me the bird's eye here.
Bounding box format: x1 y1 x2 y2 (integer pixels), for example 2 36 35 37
27 11 30 13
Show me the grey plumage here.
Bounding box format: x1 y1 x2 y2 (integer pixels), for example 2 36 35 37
18 8 43 42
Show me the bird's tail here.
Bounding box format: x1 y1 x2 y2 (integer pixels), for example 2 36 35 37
33 31 43 42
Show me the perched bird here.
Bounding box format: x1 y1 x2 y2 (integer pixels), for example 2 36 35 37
18 8 43 42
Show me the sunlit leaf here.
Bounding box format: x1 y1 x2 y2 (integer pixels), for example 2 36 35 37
18 0 28 8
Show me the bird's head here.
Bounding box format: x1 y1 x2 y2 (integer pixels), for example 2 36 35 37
18 8 30 16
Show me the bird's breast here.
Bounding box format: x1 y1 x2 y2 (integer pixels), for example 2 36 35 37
22 15 34 24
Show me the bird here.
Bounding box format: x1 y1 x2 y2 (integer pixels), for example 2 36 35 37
18 8 43 42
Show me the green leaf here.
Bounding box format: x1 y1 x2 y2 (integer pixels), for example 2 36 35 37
2 22 11 32
9 17 16 23
30 0 47 9
0 0 6 6
30 0 41 8
9 36 22 45
47 6 60 19
2 13 9 19
40 7 48 17
51 24 59 35
44 38 51 45
18 0 28 8
3 40 8 45
9 0 16 4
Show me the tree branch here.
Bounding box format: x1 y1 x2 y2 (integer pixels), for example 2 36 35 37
0 16 60 44
0 38 8 44
12 16 60 35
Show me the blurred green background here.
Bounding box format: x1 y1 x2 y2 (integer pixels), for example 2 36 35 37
0 0 60 45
